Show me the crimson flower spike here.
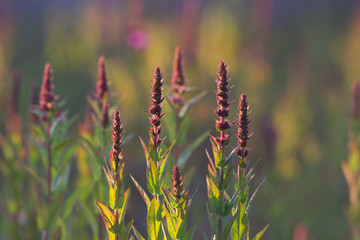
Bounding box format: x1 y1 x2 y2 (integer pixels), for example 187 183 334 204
96 56 109 103
148 67 164 147
39 63 54 120
215 61 231 147
171 165 184 202
236 93 251 163
111 110 124 170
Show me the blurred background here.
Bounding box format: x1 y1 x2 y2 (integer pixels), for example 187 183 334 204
0 0 359 239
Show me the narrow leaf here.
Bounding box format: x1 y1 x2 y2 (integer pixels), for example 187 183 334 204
130 175 150 208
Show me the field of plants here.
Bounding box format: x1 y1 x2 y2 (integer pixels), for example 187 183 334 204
1 0 360 239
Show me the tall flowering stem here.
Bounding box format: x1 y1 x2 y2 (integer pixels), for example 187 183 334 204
96 111 132 240
230 93 269 239
39 63 54 205
39 63 54 240
206 61 234 239
236 93 251 183
131 67 175 240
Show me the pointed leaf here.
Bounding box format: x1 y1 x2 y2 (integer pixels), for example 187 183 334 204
147 198 161 240
251 224 269 240
178 130 209 169
96 201 116 236
132 226 145 240
184 224 196 240
146 159 160 195
130 175 150 208
179 90 207 118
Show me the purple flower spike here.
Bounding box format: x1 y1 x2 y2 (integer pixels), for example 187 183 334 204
170 46 186 105
236 93 251 161
39 63 54 119
111 110 124 168
171 165 183 202
96 56 109 103
148 67 164 147
215 61 231 147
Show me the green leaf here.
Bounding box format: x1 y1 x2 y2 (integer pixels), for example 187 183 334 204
132 226 145 240
231 202 247 240
31 125 49 142
130 175 150 208
146 159 160 195
184 224 196 240
177 116 192 146
178 130 209 169
179 90 207 118
79 136 102 180
250 224 269 240
206 176 220 214
147 198 161 240
221 164 233 190
118 187 130 222
79 200 99 238
120 220 134 240
159 140 175 185
96 201 116 237
163 100 177 143
161 222 173 240
35 193 47 230
139 137 150 167
164 208 177 239
223 210 239 240
176 211 187 239
45 195 63 231
63 182 93 219
50 114 66 137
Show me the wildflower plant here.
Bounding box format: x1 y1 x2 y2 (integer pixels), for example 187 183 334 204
165 46 207 170
96 111 133 240
28 63 78 239
230 93 269 239
77 56 118 239
131 67 176 240
205 62 268 239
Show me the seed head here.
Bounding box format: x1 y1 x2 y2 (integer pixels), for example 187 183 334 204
96 56 109 103
39 63 54 119
111 110 124 168
171 165 183 201
236 93 251 159
148 67 164 146
215 61 231 146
